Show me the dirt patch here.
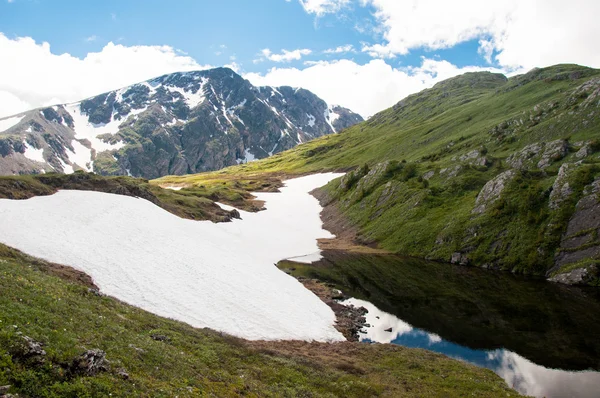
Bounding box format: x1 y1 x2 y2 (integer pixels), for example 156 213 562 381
312 187 388 254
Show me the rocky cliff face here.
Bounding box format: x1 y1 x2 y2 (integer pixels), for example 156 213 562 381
0 67 362 178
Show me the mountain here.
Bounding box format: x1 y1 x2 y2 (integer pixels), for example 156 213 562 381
160 64 600 285
0 67 362 178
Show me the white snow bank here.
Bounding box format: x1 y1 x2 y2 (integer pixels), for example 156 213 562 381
0 173 345 342
0 115 24 133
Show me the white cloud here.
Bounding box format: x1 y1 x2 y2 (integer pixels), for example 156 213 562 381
85 35 97 42
361 43 395 59
0 33 209 118
245 58 503 118
323 44 355 54
301 0 600 70
259 48 312 63
299 0 350 16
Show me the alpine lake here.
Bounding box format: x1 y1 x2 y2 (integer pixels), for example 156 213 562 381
280 250 600 398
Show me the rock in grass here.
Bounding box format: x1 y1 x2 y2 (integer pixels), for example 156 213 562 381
117 368 130 380
16 336 46 360
71 349 109 376
472 170 515 214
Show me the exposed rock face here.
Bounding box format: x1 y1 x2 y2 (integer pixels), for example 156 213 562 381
354 161 391 196
453 149 490 167
549 163 576 210
549 266 598 285
472 170 515 214
551 177 600 284
0 68 363 178
537 139 569 169
506 139 568 170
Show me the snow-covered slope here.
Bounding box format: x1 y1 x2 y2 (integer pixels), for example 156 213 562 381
0 68 363 178
0 173 345 341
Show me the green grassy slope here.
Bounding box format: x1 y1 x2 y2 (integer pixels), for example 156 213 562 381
0 244 518 397
161 64 600 283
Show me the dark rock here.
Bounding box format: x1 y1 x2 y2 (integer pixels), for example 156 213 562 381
150 334 170 342
384 327 393 332
71 349 109 376
19 336 46 358
87 288 104 297
116 368 130 380
229 209 241 219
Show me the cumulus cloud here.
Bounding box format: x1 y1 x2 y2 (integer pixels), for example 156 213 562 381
0 33 209 118
245 58 503 118
302 0 600 70
259 48 312 63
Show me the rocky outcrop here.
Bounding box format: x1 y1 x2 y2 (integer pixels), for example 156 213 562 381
0 68 363 178
537 139 568 169
549 163 577 210
506 139 568 170
551 177 600 285
548 265 598 285
472 170 515 214
452 149 490 167
71 349 109 376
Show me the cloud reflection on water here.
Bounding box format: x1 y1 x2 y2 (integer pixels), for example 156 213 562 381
342 297 600 398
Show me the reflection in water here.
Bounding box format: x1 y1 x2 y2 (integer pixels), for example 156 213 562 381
344 297 600 398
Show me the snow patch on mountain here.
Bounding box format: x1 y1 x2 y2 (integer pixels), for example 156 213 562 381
0 173 345 342
236 148 256 164
22 141 45 163
166 78 206 108
65 103 127 153
66 140 93 171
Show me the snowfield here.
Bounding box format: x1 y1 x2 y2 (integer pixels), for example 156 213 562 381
0 173 345 342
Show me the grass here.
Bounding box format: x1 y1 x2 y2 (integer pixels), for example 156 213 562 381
0 244 520 397
155 64 600 280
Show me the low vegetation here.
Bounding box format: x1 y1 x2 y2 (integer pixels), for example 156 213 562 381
160 64 600 284
0 244 519 397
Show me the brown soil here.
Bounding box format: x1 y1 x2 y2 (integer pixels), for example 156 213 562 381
311 187 388 254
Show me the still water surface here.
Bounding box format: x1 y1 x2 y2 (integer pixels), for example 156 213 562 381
290 251 600 397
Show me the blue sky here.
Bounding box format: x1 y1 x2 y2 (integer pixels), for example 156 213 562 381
0 0 433 71
1 0 599 118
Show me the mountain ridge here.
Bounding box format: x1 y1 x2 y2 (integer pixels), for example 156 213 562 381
0 67 362 178
157 63 600 285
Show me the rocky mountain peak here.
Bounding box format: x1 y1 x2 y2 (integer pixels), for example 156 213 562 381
0 68 363 178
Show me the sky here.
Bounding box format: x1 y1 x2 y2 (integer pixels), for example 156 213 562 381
0 0 599 119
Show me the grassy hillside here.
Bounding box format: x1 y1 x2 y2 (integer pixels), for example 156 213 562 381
0 244 518 397
159 64 600 284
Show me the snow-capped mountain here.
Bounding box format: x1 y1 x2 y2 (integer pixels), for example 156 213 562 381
0 67 363 178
